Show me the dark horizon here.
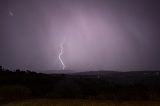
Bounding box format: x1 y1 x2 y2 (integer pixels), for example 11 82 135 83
1 66 160 74
0 0 160 72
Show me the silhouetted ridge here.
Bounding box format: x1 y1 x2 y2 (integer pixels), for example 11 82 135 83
0 66 160 102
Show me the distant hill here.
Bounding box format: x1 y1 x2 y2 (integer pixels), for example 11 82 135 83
72 70 160 76
68 70 160 82
38 69 160 76
72 70 120 76
1 68 160 101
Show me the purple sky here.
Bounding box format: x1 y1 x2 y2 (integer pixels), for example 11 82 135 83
0 0 160 72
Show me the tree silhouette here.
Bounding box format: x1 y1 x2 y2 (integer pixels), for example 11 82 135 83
0 66 2 71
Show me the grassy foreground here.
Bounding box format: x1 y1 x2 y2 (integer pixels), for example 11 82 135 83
2 99 160 106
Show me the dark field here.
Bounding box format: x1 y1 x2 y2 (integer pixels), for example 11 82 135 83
1 67 160 105
2 99 160 106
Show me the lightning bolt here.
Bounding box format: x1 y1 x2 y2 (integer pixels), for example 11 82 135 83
59 42 65 70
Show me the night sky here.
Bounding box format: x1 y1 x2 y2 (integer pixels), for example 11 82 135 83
0 0 160 72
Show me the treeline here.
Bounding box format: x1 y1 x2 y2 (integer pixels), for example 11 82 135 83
0 66 160 103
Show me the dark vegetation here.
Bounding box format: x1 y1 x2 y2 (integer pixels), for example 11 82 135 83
0 65 160 103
